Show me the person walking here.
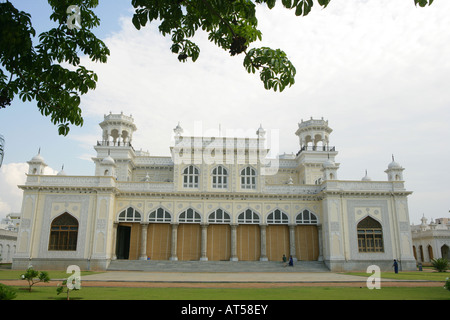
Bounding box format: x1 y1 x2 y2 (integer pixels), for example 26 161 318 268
288 255 294 267
393 259 399 273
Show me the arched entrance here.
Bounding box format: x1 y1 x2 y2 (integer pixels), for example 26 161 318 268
236 209 260 261
442 245 449 260
207 209 231 261
266 209 290 261
115 207 141 260
295 210 320 261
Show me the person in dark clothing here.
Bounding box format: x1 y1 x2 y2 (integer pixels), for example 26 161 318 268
393 259 399 273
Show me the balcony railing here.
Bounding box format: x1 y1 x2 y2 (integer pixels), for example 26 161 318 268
296 145 335 156
97 140 135 151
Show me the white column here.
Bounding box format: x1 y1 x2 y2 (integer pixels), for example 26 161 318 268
200 223 208 261
259 224 268 261
230 224 238 261
317 224 323 261
139 222 148 260
289 224 297 261
111 222 119 260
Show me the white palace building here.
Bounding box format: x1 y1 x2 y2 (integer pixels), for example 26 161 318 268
12 114 416 271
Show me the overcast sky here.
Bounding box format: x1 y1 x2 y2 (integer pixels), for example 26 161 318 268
1 0 449 225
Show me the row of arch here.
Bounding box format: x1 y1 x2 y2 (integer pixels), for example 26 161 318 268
413 244 450 262
117 207 319 225
182 165 257 189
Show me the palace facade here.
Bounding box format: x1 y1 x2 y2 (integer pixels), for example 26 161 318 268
12 114 416 271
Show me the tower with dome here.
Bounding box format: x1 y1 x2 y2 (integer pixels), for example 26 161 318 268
12 115 416 272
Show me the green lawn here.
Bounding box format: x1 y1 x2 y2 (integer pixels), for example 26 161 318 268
2 286 449 300
1 268 449 300
344 271 449 282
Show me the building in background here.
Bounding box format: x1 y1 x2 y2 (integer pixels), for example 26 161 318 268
411 216 450 264
0 229 17 264
0 213 21 232
12 114 416 271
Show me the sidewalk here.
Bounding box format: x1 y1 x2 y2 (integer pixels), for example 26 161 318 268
80 271 368 283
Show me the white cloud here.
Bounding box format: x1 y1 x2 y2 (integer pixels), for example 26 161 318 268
55 0 450 223
0 163 58 220
0 163 27 220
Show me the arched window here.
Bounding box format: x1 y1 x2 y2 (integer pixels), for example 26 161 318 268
238 209 260 224
148 208 171 223
179 208 201 223
183 165 199 188
208 209 231 223
48 213 78 251
267 209 289 224
118 207 142 222
296 210 318 224
357 216 384 253
212 166 228 189
240 166 256 189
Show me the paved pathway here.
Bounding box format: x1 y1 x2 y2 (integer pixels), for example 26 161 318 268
81 271 368 283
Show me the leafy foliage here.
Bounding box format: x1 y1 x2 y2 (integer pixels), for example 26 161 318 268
0 0 434 135
414 0 434 7
0 0 109 135
56 278 81 300
20 267 50 292
431 258 449 273
0 283 17 300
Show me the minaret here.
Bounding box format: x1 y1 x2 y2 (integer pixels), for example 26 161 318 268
322 154 339 181
95 113 137 180
295 118 338 184
99 112 137 147
295 117 333 152
27 149 47 175
385 155 404 181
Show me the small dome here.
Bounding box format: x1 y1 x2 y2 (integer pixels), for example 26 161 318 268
102 155 115 165
323 158 335 168
57 169 66 176
388 160 401 169
388 155 401 169
361 172 371 181
31 153 45 163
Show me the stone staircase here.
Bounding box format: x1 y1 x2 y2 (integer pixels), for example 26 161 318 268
107 260 329 273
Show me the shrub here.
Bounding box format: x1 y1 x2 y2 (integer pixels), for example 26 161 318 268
0 283 17 300
431 258 449 272
445 278 450 291
20 267 50 292
56 278 81 300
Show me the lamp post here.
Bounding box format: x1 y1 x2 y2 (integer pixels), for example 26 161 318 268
0 134 4 168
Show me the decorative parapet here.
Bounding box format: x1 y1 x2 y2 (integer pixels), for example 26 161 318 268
117 181 175 193
321 180 410 196
21 175 117 190
263 184 321 195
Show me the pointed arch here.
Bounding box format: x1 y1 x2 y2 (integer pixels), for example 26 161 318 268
267 209 289 224
148 207 172 223
237 209 260 224
357 216 384 252
118 207 142 222
179 208 202 223
48 212 79 251
296 209 318 224
208 208 231 223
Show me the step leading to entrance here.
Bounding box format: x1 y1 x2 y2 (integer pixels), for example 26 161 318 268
107 260 330 273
